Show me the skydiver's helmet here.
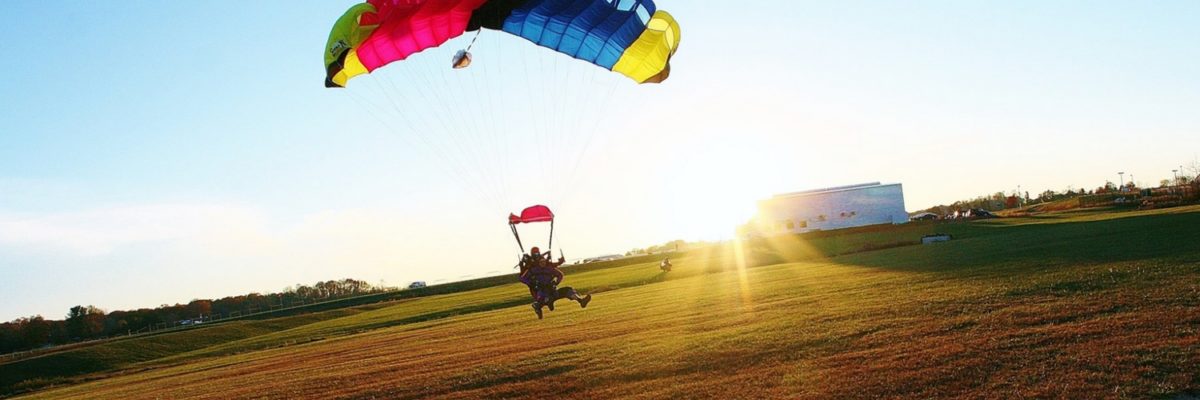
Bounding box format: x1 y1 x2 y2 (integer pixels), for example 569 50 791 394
530 247 542 260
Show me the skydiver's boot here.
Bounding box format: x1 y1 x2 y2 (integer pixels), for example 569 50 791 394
579 294 592 309
532 302 543 320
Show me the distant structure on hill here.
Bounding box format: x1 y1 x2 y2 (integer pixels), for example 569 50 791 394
579 254 625 264
910 212 940 221
751 182 909 236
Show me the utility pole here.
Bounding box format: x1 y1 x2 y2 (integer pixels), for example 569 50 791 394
1118 172 1125 191
1173 169 1179 184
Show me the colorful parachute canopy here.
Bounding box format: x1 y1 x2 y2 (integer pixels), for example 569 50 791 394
509 205 555 224
325 0 680 88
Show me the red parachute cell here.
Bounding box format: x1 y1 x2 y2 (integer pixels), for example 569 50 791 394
509 205 554 225
509 205 555 253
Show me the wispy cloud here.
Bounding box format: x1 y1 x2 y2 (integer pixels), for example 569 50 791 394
0 203 268 256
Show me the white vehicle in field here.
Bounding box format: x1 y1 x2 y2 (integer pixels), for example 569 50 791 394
408 281 427 289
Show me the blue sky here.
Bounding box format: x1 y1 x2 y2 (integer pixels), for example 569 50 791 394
2 1 1198 320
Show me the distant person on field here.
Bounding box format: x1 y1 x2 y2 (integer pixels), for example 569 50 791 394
519 249 591 319
660 257 672 272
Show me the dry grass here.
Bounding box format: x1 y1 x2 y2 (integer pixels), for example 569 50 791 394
998 197 1085 217
13 207 1200 399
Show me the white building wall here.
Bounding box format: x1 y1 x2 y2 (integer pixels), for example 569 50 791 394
757 183 908 234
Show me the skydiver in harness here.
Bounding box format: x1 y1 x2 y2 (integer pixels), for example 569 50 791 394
519 248 591 319
509 205 591 319
518 247 546 298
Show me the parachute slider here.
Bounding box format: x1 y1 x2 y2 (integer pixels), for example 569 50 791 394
453 29 483 70
452 50 473 69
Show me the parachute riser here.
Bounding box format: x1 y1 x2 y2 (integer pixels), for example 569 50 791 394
465 29 482 53
510 223 525 253
508 219 553 253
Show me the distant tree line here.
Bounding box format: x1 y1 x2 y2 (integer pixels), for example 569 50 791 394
919 191 1018 215
918 176 1200 217
917 188 1098 216
0 278 384 354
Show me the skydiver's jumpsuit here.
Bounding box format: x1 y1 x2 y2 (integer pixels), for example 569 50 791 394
520 264 583 306
518 254 543 298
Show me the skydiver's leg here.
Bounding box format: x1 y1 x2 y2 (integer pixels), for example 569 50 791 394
557 287 592 308
556 287 580 300
539 286 557 311
529 282 546 319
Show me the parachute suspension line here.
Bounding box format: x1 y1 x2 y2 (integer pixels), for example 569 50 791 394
547 47 568 200
535 44 555 196
462 34 497 208
424 62 489 197
518 42 544 202
463 61 506 212
378 65 502 212
510 223 525 253
447 39 509 212
549 64 599 207
551 48 573 202
554 53 582 203
365 75 492 208
549 60 570 204
554 58 593 204
548 47 563 200
435 51 483 192
547 219 555 253
375 71 454 163
405 54 506 211
527 43 546 193
344 88 492 207
550 64 587 205
494 32 514 210
460 32 510 212
464 29 482 53
477 31 512 210
383 83 480 205
555 75 626 208
548 49 569 203
568 79 623 194
376 71 480 202
468 42 515 214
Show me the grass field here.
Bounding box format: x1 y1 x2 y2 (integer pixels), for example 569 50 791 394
6 206 1199 399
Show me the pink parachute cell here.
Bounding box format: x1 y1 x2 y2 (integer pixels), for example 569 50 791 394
509 205 554 225
356 0 490 72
